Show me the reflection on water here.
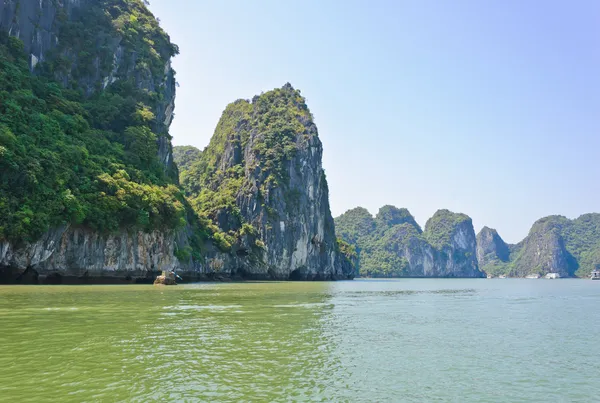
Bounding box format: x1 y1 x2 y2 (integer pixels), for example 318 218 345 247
1 279 599 402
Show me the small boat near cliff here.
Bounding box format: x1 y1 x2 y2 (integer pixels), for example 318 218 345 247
525 274 540 279
591 270 600 280
545 273 560 279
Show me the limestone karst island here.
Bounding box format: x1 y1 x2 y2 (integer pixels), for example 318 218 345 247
0 1 599 401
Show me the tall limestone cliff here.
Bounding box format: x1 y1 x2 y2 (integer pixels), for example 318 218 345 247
175 84 355 280
335 206 484 277
0 0 188 283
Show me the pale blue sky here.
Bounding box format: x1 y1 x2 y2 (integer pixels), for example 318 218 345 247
149 0 600 243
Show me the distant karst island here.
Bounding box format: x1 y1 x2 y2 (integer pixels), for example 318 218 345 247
335 206 600 279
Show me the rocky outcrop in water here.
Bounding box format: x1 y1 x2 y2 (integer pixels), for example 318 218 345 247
174 84 354 280
335 206 484 277
0 0 184 283
475 214 600 278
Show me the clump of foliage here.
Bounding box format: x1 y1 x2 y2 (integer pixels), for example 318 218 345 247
423 209 471 249
336 237 358 275
172 145 202 174
375 205 421 232
334 207 377 246
336 237 357 260
0 27 185 243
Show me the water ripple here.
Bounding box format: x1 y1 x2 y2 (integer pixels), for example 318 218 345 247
0 280 599 402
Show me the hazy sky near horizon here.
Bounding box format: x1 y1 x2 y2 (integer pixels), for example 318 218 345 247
149 0 599 243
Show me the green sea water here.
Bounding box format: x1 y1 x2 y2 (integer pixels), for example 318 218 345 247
1 279 599 402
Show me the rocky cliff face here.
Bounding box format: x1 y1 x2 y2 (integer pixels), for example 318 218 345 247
475 226 510 274
504 216 577 278
0 0 177 174
174 84 354 280
422 210 482 277
0 225 180 283
475 215 600 278
0 0 189 283
510 225 573 277
335 206 484 278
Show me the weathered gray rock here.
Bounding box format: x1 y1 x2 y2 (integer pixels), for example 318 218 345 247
475 227 511 275
509 217 576 278
154 271 177 285
476 227 510 267
174 84 354 281
0 222 264 283
0 225 180 283
237 130 344 280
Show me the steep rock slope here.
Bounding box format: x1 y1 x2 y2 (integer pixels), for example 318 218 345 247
335 206 484 277
175 84 354 280
0 0 190 283
475 227 510 275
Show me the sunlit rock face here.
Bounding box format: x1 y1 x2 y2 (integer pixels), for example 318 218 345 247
0 0 184 283
174 84 354 280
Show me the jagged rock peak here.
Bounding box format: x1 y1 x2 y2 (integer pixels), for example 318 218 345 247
476 226 510 271
175 84 354 280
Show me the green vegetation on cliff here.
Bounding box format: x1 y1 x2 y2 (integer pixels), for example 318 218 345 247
174 84 351 279
335 206 417 276
424 210 471 249
172 146 202 174
175 84 315 249
334 207 376 245
0 1 185 244
42 0 178 101
335 206 480 277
